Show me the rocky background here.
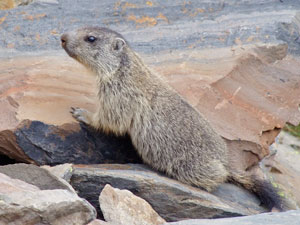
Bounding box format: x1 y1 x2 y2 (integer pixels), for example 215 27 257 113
0 0 300 224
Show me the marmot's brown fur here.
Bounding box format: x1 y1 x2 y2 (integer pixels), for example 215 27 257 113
61 27 286 211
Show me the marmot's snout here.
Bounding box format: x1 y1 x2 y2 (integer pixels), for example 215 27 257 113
61 33 76 58
61 33 68 48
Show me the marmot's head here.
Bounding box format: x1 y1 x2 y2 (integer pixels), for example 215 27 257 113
61 27 128 76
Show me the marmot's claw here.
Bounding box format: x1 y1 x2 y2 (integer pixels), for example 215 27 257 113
70 107 89 124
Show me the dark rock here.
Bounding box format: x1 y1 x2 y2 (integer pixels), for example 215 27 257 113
70 164 267 222
14 120 141 165
0 154 17 165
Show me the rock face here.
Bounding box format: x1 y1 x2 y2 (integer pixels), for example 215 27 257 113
0 169 96 225
99 184 166 225
70 164 267 222
168 210 300 225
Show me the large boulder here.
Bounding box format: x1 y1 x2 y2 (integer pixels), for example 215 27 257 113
70 164 267 222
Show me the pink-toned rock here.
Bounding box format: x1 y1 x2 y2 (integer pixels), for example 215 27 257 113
1 43 300 170
0 172 40 193
0 55 140 165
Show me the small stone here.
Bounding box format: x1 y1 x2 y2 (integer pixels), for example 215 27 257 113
99 184 166 225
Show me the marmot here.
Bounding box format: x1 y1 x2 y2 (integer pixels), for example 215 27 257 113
61 27 286 211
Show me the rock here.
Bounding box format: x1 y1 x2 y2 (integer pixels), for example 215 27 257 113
42 163 73 182
0 163 76 194
167 210 300 225
99 184 166 225
87 219 110 225
262 131 300 207
70 164 267 222
0 172 96 225
0 49 140 166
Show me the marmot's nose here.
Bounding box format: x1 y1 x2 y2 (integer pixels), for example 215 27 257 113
61 34 68 47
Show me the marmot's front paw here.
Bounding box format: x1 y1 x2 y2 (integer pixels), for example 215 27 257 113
70 107 91 124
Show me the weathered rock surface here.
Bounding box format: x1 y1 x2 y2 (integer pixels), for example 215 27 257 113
42 163 73 182
0 172 96 225
70 164 268 222
0 163 76 193
99 184 166 225
262 131 300 207
168 210 300 225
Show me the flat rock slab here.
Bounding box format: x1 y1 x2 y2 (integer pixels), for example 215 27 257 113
0 163 75 193
70 164 267 222
168 210 300 225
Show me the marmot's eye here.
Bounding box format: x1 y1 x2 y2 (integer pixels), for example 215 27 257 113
86 36 96 43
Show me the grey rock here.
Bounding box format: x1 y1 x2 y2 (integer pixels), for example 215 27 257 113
0 172 96 225
0 163 76 194
41 163 73 182
70 164 267 222
168 210 300 225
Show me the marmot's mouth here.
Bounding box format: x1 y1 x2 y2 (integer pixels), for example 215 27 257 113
62 46 76 59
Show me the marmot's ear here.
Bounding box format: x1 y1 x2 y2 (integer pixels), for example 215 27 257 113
113 38 126 52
